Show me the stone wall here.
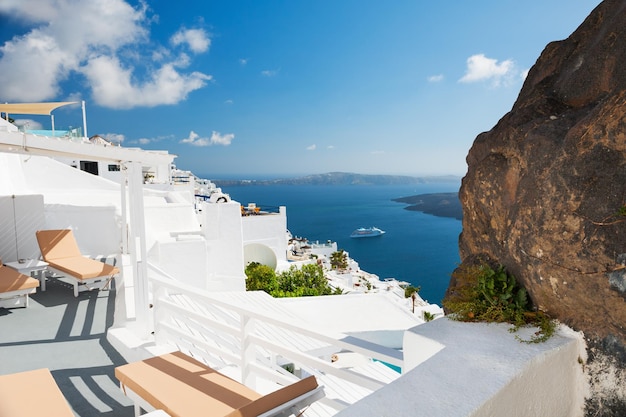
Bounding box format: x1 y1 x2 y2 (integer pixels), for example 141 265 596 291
454 0 626 414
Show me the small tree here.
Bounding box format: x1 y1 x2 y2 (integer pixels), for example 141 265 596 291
423 311 435 322
275 264 333 297
404 285 421 299
330 250 349 271
244 262 278 294
246 262 340 298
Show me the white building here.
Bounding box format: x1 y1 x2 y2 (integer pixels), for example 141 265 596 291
0 106 587 417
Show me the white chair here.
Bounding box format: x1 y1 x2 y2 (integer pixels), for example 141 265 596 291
36 229 119 297
0 264 39 308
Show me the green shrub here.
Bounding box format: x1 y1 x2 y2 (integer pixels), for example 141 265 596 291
245 262 278 293
423 311 435 322
443 263 556 343
245 263 338 298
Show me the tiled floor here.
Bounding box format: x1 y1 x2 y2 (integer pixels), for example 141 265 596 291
0 278 134 416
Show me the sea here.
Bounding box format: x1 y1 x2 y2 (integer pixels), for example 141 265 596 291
218 181 463 305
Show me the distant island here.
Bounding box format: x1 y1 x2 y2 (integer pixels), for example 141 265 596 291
211 172 463 220
393 192 463 220
213 172 461 187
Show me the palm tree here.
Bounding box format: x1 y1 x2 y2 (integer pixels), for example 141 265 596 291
330 250 348 272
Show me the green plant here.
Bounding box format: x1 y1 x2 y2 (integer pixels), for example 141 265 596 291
330 250 349 271
246 263 338 298
245 262 278 293
281 363 295 374
443 263 556 343
423 311 435 322
404 285 421 298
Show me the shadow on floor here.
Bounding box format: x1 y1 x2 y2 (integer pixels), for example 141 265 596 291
0 278 134 416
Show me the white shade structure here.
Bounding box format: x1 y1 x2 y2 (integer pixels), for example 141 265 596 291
0 101 86 137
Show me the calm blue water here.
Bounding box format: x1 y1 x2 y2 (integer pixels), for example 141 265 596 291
222 183 462 305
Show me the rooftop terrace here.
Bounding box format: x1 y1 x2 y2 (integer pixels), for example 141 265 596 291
0 280 134 416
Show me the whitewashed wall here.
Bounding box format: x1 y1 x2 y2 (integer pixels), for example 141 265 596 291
336 319 586 417
241 206 288 265
201 201 246 291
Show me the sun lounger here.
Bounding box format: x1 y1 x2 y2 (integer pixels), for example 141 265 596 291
115 351 324 417
0 368 74 417
35 229 119 297
0 264 40 308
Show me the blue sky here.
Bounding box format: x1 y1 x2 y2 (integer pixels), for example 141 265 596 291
0 1 600 179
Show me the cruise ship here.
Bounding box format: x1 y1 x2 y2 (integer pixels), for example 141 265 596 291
350 227 385 238
0 102 587 417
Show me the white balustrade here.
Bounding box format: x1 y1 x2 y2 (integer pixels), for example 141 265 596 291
147 266 403 415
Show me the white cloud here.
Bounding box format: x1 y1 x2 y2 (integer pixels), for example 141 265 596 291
210 131 235 145
12 119 43 130
0 0 212 108
103 133 125 143
327 145 335 150
370 150 385 155
180 131 234 147
171 28 210 53
83 56 211 108
130 134 173 145
261 69 279 77
459 54 514 86
520 68 530 81
0 31 71 100
428 74 444 83
239 58 248 66
306 144 316 151
0 1 61 22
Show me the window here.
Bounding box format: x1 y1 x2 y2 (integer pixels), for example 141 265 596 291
80 161 99 175
108 164 121 172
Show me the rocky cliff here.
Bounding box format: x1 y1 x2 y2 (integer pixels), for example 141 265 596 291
455 0 626 415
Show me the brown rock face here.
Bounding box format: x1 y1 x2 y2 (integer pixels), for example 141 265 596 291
455 0 626 414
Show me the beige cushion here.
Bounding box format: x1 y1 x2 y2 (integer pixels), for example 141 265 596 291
0 368 74 417
36 229 119 279
0 266 39 292
48 257 119 280
36 229 82 260
116 351 318 417
226 375 318 417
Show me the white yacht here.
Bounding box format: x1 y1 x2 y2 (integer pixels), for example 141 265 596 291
350 227 386 238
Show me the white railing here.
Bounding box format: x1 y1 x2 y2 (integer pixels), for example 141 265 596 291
147 265 403 415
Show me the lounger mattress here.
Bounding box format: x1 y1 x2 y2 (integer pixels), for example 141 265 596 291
0 368 74 417
48 257 119 279
116 351 319 417
0 267 39 292
116 352 261 417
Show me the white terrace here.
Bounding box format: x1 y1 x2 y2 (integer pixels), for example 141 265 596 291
0 106 588 417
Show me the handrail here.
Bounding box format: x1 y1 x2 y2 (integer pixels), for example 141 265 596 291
149 275 401 365
147 270 403 414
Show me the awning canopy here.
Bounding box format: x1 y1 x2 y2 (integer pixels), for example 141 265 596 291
0 102 79 116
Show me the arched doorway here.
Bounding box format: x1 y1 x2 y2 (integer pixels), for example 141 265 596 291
243 243 277 270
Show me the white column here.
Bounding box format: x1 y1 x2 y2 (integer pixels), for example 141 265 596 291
81 100 88 138
120 165 128 254
126 161 150 336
